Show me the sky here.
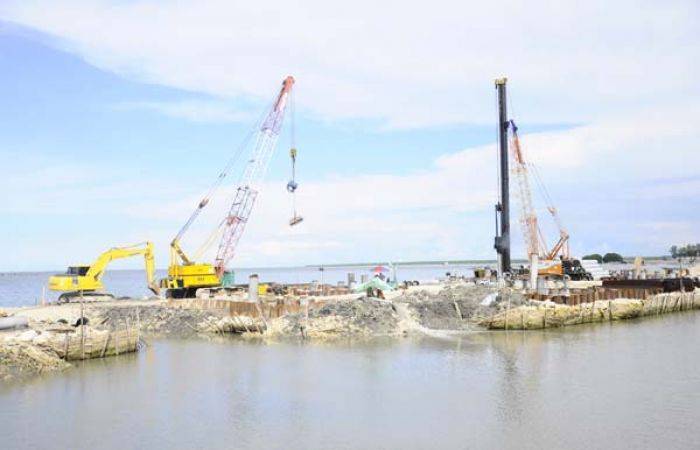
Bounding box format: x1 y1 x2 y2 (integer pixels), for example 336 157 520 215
0 0 698 272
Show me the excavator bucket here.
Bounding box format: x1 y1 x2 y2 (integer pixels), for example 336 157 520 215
148 282 161 296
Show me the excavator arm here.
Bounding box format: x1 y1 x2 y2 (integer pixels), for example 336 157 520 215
83 242 160 295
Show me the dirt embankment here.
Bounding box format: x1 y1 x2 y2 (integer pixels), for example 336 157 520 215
0 301 250 382
0 341 70 382
264 297 401 339
402 284 525 331
261 283 520 340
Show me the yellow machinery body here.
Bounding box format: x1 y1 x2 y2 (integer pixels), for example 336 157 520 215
159 263 220 292
537 261 563 277
49 266 104 292
158 76 297 298
159 241 221 298
48 242 159 299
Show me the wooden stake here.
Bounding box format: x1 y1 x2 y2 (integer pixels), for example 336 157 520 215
126 318 131 352
63 333 70 360
115 326 120 356
101 332 110 358
80 291 85 360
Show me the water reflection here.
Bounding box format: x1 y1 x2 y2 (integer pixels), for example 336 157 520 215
1 313 699 450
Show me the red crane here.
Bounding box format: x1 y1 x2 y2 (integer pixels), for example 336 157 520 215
509 120 570 262
214 76 295 276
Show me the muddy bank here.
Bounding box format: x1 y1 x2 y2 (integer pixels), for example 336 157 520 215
402 284 524 331
7 300 260 337
264 297 401 339
3 284 698 380
0 341 70 381
0 301 249 381
93 304 246 336
258 284 700 340
261 283 516 339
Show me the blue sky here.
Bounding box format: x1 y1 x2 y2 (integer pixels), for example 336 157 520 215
0 1 698 271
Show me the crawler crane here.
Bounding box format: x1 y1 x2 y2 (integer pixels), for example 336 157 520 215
509 121 591 281
160 76 297 298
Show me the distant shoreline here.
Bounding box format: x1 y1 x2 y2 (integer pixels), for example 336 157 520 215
0 256 675 274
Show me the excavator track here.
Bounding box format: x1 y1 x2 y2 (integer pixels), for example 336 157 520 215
57 291 116 304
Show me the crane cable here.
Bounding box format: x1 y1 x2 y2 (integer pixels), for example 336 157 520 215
518 130 568 258
287 89 303 226
180 106 270 260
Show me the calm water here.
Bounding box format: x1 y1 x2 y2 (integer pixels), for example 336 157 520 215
0 263 479 307
1 312 699 449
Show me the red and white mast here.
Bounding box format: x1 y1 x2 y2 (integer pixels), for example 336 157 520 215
214 76 295 275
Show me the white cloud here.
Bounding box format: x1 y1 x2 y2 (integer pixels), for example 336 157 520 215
1 0 698 270
2 96 698 270
115 99 254 123
133 103 699 266
1 0 698 128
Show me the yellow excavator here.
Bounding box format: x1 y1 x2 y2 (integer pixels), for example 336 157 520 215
48 242 160 303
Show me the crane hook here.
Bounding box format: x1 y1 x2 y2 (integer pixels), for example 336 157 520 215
288 147 303 226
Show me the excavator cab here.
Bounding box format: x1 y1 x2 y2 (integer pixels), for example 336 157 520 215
66 266 90 276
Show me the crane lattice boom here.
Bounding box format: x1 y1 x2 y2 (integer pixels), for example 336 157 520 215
214 76 295 275
510 120 569 261
510 122 540 258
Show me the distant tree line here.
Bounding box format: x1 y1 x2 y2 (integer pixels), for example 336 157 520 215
670 244 699 259
582 253 625 264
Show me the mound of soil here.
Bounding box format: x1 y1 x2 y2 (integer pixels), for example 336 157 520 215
91 305 228 336
265 297 401 339
401 284 527 330
0 343 69 382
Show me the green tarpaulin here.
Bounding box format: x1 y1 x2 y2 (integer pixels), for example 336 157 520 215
353 277 395 293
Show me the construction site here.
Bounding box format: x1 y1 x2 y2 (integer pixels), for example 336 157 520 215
1 76 698 382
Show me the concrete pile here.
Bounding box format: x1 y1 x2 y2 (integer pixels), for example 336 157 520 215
481 290 700 330
197 315 264 334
